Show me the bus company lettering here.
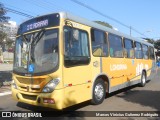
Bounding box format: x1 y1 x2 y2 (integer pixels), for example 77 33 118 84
110 64 127 71
73 23 83 29
27 19 48 31
136 63 149 75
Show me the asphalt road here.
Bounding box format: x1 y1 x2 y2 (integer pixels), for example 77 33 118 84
0 69 160 120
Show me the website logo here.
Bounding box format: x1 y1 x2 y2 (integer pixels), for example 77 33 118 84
2 112 11 117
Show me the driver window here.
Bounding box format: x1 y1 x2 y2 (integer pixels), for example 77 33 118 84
64 26 90 67
64 27 89 57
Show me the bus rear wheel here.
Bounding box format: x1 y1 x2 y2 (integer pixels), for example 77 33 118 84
91 79 106 105
140 71 146 87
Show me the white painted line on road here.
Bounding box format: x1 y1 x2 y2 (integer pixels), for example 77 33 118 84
0 91 12 96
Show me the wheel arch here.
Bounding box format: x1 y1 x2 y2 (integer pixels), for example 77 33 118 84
91 73 110 97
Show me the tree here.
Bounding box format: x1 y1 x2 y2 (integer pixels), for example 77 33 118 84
143 38 154 44
143 38 160 50
0 31 8 51
0 3 10 51
94 21 113 29
0 3 10 23
154 39 160 50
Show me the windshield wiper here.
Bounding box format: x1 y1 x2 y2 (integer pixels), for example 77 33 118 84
32 29 45 46
22 29 45 46
22 29 46 63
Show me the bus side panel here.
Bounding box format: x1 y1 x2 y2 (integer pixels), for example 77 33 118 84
61 22 102 108
130 59 153 82
63 66 92 108
147 60 157 80
102 57 125 88
102 57 154 93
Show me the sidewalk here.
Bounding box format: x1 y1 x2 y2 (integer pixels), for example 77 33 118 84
0 63 13 71
0 64 13 96
0 85 11 96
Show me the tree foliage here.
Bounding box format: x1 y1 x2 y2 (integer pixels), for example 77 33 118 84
143 38 160 50
0 31 14 51
0 3 10 23
94 21 113 29
0 3 11 51
154 39 160 50
143 38 154 44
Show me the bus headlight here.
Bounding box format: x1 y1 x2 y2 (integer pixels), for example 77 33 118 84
42 78 60 93
12 80 18 89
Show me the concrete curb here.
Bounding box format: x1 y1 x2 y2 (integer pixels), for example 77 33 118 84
0 91 12 96
0 85 11 96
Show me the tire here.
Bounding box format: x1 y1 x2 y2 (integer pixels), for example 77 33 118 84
140 71 146 87
91 79 106 105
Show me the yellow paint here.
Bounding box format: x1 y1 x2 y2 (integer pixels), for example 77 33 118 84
12 16 155 110
102 57 153 87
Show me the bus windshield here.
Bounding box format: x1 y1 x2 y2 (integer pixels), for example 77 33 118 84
13 29 59 75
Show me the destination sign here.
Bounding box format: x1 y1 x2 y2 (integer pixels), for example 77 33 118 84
26 19 48 31
17 13 60 34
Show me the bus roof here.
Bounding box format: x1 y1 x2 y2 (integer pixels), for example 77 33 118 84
22 11 153 47
59 12 153 47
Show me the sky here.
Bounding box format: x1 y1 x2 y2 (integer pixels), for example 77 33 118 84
1 0 160 40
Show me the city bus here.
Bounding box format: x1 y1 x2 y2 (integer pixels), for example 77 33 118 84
12 12 157 110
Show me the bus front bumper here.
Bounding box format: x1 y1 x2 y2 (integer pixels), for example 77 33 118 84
11 86 64 110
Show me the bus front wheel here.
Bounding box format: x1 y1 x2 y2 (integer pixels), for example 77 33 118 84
140 71 146 87
91 79 106 105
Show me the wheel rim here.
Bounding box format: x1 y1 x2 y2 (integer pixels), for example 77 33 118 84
142 74 146 84
94 83 104 101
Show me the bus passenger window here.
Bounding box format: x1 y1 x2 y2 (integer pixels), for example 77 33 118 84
130 49 135 58
108 33 123 58
110 48 114 57
142 44 149 59
124 38 134 58
91 29 108 57
135 42 143 59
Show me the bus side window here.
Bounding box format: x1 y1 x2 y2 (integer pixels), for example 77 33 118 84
124 38 134 58
110 48 114 57
142 44 149 59
64 26 90 67
135 42 143 59
91 29 108 57
130 48 135 58
124 48 127 58
108 33 123 58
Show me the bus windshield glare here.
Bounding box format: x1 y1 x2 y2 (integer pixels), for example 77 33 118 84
13 29 59 75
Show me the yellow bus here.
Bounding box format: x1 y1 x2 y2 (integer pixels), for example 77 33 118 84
12 12 157 110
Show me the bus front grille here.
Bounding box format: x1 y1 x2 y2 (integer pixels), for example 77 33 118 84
16 77 44 85
21 94 37 101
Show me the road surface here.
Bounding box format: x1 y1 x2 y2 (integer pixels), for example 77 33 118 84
0 69 160 120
